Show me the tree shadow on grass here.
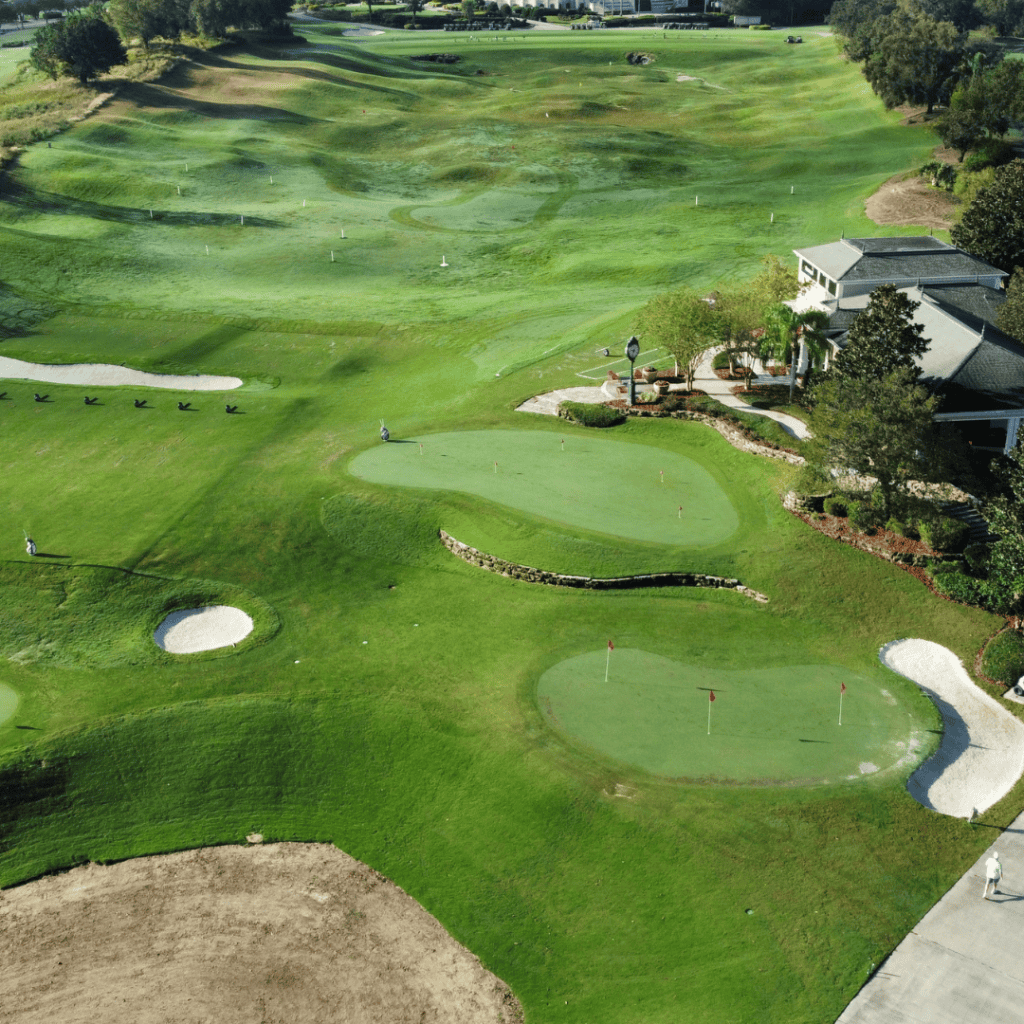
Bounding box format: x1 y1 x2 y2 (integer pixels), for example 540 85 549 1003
0 179 282 229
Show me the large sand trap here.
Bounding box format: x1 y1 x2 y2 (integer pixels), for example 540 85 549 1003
0 356 242 391
880 639 1024 817
0 842 523 1024
154 606 253 653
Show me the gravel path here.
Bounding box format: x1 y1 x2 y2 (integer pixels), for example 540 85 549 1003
881 639 1024 818
0 356 242 391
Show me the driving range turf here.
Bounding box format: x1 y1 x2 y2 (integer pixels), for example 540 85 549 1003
0 25 1017 1024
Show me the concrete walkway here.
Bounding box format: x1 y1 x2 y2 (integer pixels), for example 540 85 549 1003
691 350 811 441
836 811 1024 1024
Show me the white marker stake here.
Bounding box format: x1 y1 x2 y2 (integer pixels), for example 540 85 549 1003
561 438 564 451
494 461 497 473
791 185 794 194
303 199 306 207
771 212 774 223
341 228 346 239
660 469 664 484
678 505 682 519
240 215 244 225
440 256 449 267
185 162 188 172
331 250 335 262
839 682 846 726
150 209 153 219
270 176 273 184
206 245 209 255
177 185 181 195
419 443 423 455
695 195 699 206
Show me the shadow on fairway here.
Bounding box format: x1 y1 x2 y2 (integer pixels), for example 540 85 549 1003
33 552 70 559
1 180 283 229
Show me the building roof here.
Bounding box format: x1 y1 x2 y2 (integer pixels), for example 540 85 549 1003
793 237 1007 284
825 286 1024 412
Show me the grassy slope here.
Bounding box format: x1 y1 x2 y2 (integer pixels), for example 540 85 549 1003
0 28 1007 1024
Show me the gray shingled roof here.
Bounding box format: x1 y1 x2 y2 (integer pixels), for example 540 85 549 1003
823 285 1024 412
920 283 1007 331
793 237 1008 284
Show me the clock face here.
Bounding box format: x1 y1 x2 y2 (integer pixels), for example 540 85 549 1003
626 338 640 362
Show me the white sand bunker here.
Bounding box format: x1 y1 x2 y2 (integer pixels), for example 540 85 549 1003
0 356 242 391
880 639 1024 817
154 606 253 654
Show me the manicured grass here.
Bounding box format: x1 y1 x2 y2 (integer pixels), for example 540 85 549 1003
538 647 923 783
0 27 1011 1024
349 428 739 545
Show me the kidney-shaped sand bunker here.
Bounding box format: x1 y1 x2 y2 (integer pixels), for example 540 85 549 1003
154 606 254 654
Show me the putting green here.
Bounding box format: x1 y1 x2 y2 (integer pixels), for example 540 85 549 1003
0 684 18 726
348 430 738 546
538 649 918 784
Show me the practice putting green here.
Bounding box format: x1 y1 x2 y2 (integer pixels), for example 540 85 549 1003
538 649 918 783
348 430 739 546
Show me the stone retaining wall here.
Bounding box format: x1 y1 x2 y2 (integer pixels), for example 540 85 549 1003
439 530 769 602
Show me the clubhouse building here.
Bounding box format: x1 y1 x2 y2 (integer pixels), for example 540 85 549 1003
791 236 1024 455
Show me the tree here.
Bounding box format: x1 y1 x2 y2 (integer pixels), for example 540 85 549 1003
107 0 185 46
829 0 896 60
30 7 127 84
808 367 939 517
981 426 1024 615
189 0 242 34
827 284 928 382
748 253 800 307
997 266 1024 343
950 160 1024 273
761 304 831 403
975 0 1024 33
712 288 765 385
936 104 985 161
461 0 474 17
862 10 965 114
636 288 721 391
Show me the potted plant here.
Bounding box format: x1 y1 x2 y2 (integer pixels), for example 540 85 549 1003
641 365 658 383
654 379 669 396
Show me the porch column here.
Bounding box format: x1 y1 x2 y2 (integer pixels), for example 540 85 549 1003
1004 417 1022 455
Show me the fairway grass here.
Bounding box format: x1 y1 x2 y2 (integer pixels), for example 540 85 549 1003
0 26 1013 1024
538 648 921 783
349 428 739 546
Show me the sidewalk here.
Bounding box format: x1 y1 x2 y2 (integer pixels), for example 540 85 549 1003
836 809 1024 1024
691 350 811 441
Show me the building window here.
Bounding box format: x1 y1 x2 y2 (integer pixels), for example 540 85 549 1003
827 278 837 295
801 261 817 280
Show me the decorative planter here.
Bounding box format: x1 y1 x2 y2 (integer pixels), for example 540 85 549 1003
641 366 658 383
654 380 669 396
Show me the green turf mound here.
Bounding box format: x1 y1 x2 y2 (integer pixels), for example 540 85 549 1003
348 430 739 546
0 684 17 726
0 564 279 668
537 649 919 784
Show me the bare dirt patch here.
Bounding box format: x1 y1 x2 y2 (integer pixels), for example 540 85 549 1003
0 842 523 1024
865 171 956 231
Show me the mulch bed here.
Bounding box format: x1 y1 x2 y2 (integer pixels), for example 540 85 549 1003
790 509 951 598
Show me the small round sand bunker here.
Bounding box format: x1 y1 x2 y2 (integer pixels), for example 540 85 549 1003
154 606 253 654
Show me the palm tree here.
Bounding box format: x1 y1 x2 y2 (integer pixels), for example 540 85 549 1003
761 304 831 404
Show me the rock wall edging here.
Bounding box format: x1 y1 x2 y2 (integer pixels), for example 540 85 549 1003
439 530 769 602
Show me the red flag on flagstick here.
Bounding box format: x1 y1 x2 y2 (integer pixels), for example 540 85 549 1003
841 682 847 693
709 690 716 702
608 640 614 651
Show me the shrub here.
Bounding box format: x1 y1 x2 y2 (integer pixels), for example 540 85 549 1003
885 516 907 536
964 542 990 574
712 351 730 371
848 501 877 532
919 514 970 553
933 567 987 605
963 139 1016 174
558 401 625 427
982 629 1024 686
823 496 848 517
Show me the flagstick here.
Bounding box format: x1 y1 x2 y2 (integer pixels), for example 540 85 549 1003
605 645 611 682
839 686 844 726
707 699 712 736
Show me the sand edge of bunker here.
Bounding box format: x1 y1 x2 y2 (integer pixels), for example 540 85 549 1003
881 639 1024 817
0 355 243 391
154 606 254 654
0 842 523 1024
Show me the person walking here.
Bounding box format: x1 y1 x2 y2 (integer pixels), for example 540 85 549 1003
983 851 1003 899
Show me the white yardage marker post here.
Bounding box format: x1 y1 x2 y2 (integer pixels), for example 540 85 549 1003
331 250 335 262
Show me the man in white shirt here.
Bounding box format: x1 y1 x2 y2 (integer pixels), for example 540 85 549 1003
983 852 1002 899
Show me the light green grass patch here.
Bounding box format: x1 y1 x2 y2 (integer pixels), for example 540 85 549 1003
538 648 920 783
348 428 739 546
